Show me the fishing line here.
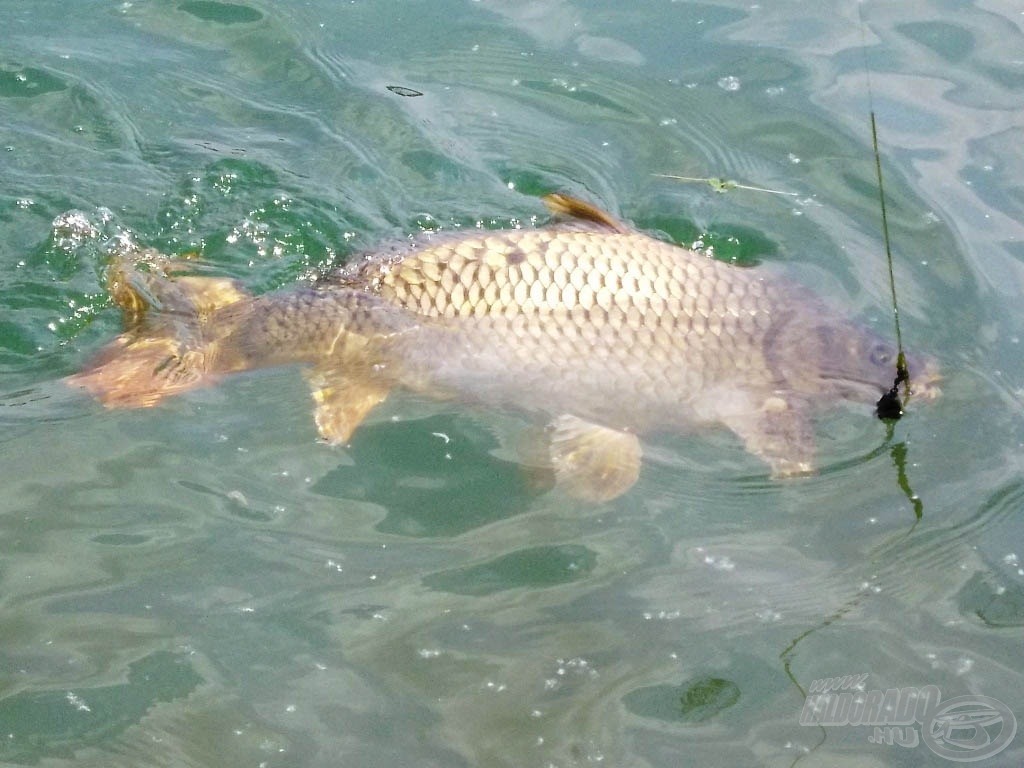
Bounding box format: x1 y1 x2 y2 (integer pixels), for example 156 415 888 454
858 6 911 420
777 21 927 768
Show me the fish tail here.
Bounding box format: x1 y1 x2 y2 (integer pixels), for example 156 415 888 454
67 251 251 408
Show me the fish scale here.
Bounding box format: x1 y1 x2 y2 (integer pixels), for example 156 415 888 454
327 226 785 432
373 230 728 335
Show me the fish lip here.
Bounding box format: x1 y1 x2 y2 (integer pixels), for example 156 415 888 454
902 357 943 402
907 368 943 401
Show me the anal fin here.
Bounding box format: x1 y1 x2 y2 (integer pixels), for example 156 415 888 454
522 415 642 502
305 368 390 445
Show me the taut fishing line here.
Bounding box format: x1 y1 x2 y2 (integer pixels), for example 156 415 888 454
857 6 911 420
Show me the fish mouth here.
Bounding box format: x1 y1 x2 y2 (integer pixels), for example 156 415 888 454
906 362 942 402
872 360 943 406
824 358 942 406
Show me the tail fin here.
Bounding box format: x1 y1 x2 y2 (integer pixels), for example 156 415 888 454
67 251 250 408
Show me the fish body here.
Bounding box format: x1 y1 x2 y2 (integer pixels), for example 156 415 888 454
69 195 933 499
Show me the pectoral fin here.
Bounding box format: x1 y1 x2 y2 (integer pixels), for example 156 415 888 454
305 369 390 445
521 415 642 501
723 396 815 477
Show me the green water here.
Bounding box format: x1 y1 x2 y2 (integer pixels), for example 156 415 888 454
2 2 1023 766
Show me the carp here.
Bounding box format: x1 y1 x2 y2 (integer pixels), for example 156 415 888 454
67 194 937 500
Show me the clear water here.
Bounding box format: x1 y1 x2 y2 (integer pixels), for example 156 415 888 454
2 2 1023 766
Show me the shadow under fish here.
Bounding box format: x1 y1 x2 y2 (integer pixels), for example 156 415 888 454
66 194 940 500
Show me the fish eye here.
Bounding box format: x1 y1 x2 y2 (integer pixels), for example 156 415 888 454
870 344 894 367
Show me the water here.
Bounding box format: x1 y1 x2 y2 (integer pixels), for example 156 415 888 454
2 1 1023 766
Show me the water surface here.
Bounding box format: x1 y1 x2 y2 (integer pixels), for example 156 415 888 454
2 1 1023 766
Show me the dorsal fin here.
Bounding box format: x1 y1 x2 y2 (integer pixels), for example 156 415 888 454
541 193 629 233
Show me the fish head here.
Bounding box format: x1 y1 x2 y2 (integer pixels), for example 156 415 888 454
783 319 940 406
